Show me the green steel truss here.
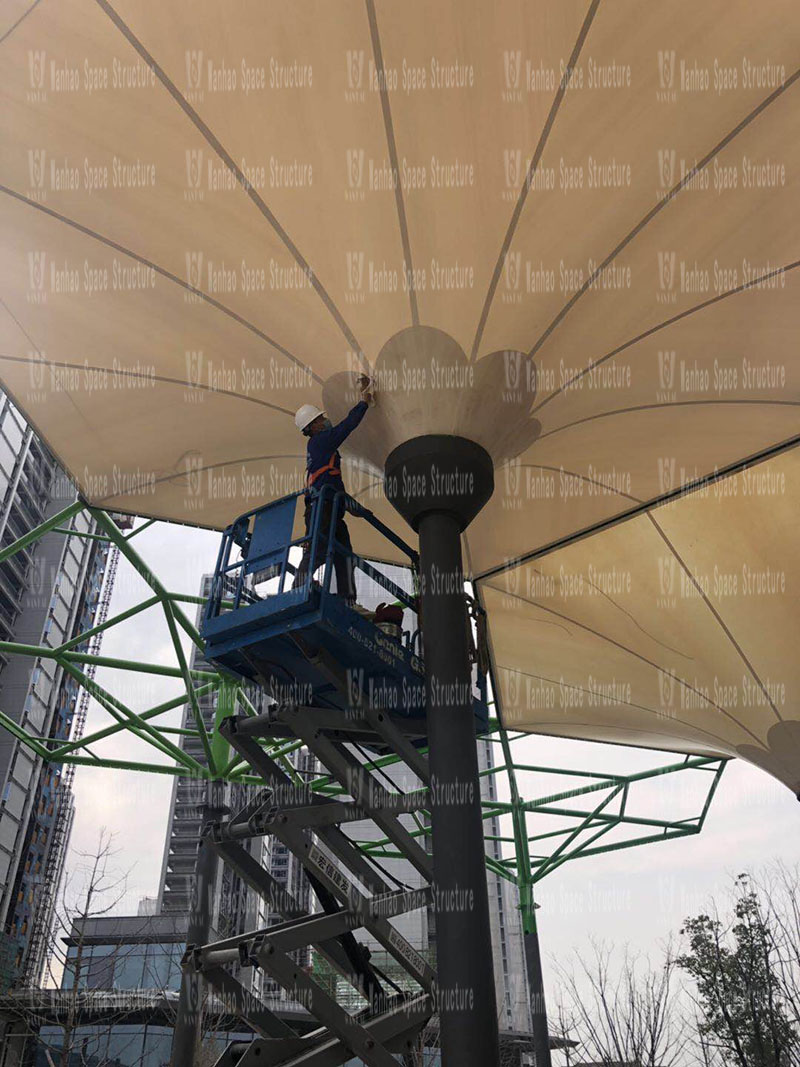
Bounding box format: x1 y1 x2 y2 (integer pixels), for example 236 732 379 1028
0 500 726 932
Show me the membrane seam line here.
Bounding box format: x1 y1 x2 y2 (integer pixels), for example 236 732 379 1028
534 259 800 413
646 512 783 723
475 433 800 580
365 0 419 326
0 185 321 383
470 0 602 360
94 0 367 365
485 584 762 745
529 67 800 378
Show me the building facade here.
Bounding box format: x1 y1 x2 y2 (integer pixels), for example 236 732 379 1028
479 732 532 1032
157 576 261 943
0 392 109 990
339 735 531 1032
158 574 317 1003
157 576 317 985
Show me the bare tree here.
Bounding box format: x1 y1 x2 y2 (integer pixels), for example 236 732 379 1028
3 830 222 1066
753 862 800 1032
550 1001 580 1066
11 829 138 1066
554 939 686 1067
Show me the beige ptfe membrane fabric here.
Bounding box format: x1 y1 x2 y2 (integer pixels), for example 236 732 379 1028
2 1 799 790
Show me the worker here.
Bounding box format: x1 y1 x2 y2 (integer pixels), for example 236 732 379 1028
293 375 374 604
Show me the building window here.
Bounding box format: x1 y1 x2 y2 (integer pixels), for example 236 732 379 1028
85 950 115 990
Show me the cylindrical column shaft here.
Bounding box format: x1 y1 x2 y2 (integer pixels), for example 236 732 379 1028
417 509 500 1067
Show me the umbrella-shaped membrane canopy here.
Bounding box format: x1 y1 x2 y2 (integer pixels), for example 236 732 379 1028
2 0 799 791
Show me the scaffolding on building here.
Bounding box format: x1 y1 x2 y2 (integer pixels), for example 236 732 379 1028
21 540 122 986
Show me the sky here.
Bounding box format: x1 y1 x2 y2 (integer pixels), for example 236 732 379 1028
65 518 800 1011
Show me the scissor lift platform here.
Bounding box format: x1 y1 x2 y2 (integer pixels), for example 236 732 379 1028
203 585 429 720
185 490 492 1065
202 488 489 733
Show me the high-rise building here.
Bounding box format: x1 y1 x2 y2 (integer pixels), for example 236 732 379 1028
157 575 319 989
479 733 531 1032
340 737 530 1031
158 574 320 1004
0 391 110 990
255 740 318 1000
157 575 261 944
156 573 318 1010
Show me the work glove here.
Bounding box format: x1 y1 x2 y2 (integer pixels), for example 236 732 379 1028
357 374 375 406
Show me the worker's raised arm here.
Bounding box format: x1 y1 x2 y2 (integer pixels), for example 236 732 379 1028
321 400 368 450
317 376 374 450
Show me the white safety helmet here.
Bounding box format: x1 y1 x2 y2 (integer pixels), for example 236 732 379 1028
294 404 325 433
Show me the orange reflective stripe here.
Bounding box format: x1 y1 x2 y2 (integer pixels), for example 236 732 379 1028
306 453 341 487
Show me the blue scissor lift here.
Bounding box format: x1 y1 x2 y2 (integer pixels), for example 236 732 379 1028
186 489 491 1067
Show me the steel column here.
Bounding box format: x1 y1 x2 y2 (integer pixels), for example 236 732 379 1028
524 920 552 1067
385 435 499 1067
417 508 500 1066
